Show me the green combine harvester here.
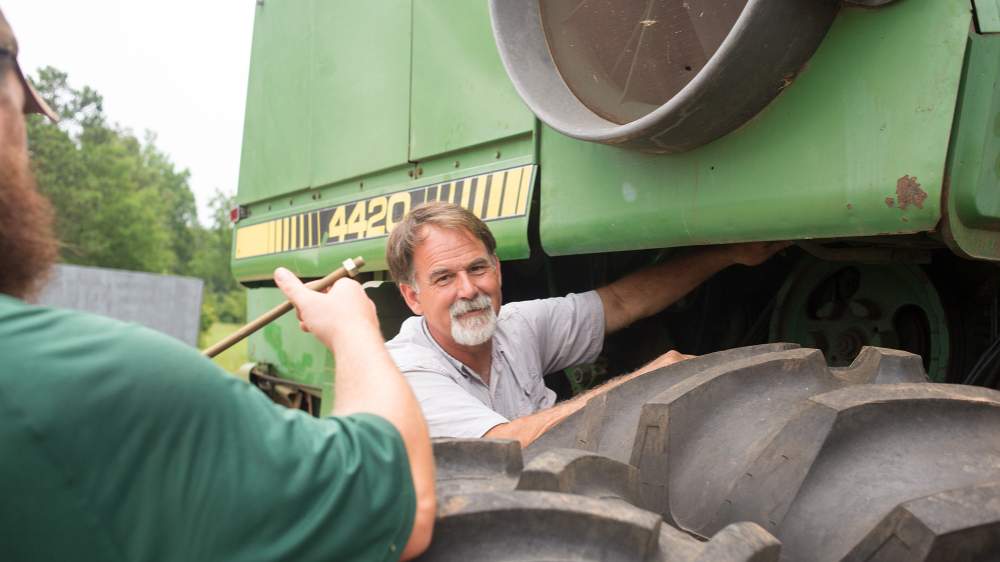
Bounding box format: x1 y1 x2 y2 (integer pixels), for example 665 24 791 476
233 0 1000 559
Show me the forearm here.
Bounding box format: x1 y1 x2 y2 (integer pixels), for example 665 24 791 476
485 354 684 448
325 326 435 559
484 365 647 448
598 246 734 333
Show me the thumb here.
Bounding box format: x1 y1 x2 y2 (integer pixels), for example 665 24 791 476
274 267 307 304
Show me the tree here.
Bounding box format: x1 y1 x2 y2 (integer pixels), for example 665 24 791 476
26 66 196 273
190 190 245 323
24 66 245 326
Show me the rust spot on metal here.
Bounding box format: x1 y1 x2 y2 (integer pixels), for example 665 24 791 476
895 175 927 210
885 197 895 208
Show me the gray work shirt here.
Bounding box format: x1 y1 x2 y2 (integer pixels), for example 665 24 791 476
386 291 605 438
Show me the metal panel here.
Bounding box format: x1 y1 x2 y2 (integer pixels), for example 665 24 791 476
37 264 204 347
943 32 1000 259
409 0 535 160
976 0 1000 32
238 0 412 205
238 0 314 204
310 1 412 187
538 0 970 255
247 286 333 389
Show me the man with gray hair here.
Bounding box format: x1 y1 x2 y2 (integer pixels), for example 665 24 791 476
386 202 784 446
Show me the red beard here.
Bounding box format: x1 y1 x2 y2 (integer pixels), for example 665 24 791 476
0 133 57 300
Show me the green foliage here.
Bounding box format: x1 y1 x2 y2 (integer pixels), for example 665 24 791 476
189 190 246 325
27 67 196 272
214 289 247 324
25 66 246 333
200 298 218 334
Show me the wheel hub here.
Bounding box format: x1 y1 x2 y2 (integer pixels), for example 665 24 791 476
770 259 949 381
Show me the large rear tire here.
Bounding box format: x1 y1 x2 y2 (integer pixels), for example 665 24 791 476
419 438 780 562
527 344 1000 561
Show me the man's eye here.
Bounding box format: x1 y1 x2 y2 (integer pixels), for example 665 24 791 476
469 265 488 275
433 275 452 286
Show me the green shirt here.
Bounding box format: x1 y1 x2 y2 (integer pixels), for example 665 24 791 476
0 294 415 561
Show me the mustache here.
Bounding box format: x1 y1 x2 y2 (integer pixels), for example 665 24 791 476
450 293 492 317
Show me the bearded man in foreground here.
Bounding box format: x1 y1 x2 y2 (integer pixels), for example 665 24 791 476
0 8 435 559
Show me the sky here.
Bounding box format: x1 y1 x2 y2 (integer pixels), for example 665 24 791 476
4 1 256 225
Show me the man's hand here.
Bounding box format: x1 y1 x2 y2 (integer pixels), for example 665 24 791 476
640 349 695 373
486 348 695 448
273 267 379 349
626 349 695 379
723 241 791 267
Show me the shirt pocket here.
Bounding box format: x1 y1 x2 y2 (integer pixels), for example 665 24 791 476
510 366 547 416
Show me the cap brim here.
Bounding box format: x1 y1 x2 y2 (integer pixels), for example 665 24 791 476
15 60 57 123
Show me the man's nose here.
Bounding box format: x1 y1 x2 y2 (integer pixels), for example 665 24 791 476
455 271 477 299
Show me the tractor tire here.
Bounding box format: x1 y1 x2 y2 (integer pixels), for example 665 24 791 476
419 438 780 562
525 344 1000 562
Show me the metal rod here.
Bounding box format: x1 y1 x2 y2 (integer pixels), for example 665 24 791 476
202 256 365 358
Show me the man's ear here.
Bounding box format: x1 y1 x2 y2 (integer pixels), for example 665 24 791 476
493 255 502 287
398 283 423 315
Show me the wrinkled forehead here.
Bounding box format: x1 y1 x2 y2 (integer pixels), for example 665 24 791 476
413 225 491 270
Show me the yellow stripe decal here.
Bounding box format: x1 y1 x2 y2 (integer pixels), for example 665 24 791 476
517 166 532 215
501 167 521 217
234 164 536 259
484 172 502 219
460 178 472 209
472 176 487 219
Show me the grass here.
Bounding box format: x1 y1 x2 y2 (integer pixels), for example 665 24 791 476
200 322 249 380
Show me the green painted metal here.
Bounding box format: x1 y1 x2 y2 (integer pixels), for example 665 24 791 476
409 0 535 160
976 0 1000 32
234 0 537 287
237 0 312 204
944 31 1000 259
246 286 333 396
238 0 412 205
231 143 536 283
538 0 970 256
769 259 950 382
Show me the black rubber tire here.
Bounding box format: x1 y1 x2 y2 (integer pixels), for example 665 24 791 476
419 438 780 562
525 344 1000 562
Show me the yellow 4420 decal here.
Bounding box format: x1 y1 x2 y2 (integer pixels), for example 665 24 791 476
235 164 535 259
